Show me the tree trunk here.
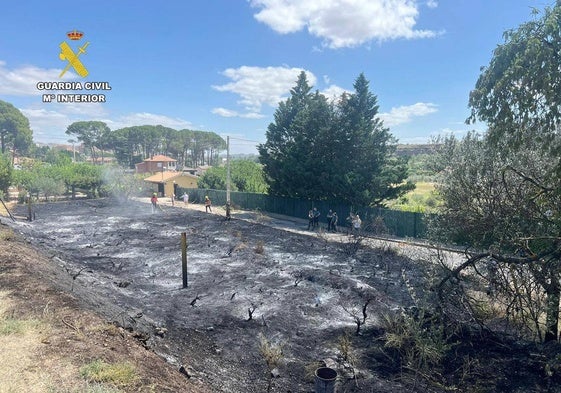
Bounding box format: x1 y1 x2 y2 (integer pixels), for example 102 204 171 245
544 283 561 342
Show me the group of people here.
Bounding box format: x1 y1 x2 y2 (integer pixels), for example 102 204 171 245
151 192 191 213
306 208 363 234
307 208 339 232
150 192 221 218
307 207 321 230
150 193 363 235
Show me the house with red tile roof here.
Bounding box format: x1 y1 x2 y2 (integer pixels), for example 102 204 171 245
135 155 177 174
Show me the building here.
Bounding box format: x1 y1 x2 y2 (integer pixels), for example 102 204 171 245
144 171 198 197
135 155 177 174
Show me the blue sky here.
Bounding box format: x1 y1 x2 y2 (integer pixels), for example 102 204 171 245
0 0 551 154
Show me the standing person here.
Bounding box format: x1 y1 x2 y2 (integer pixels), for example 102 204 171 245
331 211 338 232
150 193 158 213
346 212 355 234
171 194 175 206
312 207 321 229
326 209 333 231
307 209 314 230
205 196 212 213
181 192 189 205
352 214 362 234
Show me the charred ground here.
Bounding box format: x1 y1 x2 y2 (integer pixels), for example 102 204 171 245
1 198 560 392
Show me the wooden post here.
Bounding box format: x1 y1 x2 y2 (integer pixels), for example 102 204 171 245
27 194 32 222
181 232 188 288
0 197 15 222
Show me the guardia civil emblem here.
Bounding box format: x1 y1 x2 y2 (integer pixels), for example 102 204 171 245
59 30 90 78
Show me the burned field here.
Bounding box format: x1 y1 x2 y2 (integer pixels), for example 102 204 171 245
5 198 505 392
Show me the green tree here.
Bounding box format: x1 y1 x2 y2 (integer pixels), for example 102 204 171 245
433 132 561 342
0 153 12 195
334 74 412 206
66 121 111 163
44 148 72 166
192 130 226 166
259 71 314 198
468 1 561 152
110 126 145 168
437 2 561 342
62 163 103 198
259 72 412 206
108 125 223 168
197 167 227 190
0 100 33 156
198 160 267 193
230 160 267 193
31 175 65 201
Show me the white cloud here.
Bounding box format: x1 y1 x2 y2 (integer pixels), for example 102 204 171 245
54 102 108 117
20 105 197 143
212 107 239 118
0 60 78 96
320 84 350 101
20 103 110 141
212 107 264 119
212 65 316 117
106 112 194 130
426 0 438 9
379 102 438 126
20 108 71 139
249 0 441 48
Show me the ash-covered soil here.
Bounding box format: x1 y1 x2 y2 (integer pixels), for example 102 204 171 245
7 198 452 392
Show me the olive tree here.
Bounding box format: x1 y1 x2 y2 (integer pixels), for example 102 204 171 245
433 131 561 342
435 2 561 342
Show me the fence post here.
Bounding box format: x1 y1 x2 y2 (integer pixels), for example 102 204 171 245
181 232 188 288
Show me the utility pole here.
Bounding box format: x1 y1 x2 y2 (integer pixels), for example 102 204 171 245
226 135 231 204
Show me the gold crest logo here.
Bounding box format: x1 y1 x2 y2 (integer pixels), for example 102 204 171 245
59 30 90 78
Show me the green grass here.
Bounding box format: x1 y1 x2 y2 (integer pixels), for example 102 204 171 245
79 360 137 386
411 181 436 194
387 181 441 213
0 317 41 335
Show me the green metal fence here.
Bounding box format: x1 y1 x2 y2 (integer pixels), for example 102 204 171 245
180 188 428 239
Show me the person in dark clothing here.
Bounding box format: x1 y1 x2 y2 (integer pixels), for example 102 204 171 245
331 211 338 232
307 209 314 230
326 209 333 231
312 207 320 229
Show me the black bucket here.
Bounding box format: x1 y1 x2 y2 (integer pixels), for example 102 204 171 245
314 367 337 393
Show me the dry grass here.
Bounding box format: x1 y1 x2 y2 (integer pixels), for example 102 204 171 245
258 333 284 370
0 227 15 241
304 361 326 382
254 240 265 254
0 291 50 393
233 242 248 253
254 210 272 223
